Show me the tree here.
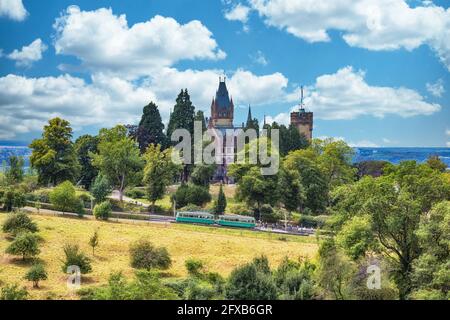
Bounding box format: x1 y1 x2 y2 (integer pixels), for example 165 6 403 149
426 155 447 173
194 110 207 132
278 167 305 213
411 201 450 299
24 264 48 288
225 256 277 300
1 188 26 212
129 240 172 270
90 174 112 203
2 211 38 237
143 144 179 214
0 284 28 300
5 155 24 185
49 181 79 214
74 134 99 189
91 125 143 202
89 229 100 256
93 201 112 220
191 164 215 187
213 184 227 215
137 102 167 153
172 184 211 209
6 233 40 261
29 118 79 185
61 244 92 274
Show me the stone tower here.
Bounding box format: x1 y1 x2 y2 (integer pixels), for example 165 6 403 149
290 86 313 141
208 77 234 128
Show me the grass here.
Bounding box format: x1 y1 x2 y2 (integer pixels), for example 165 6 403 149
0 213 318 300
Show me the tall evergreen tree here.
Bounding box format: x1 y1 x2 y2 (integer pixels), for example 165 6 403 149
245 106 259 137
5 156 25 185
137 102 167 153
213 184 227 215
167 89 195 140
29 118 79 186
194 110 207 132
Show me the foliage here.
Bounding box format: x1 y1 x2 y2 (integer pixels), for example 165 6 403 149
129 239 172 270
225 255 277 300
61 244 92 274
2 211 38 236
173 183 211 208
93 201 112 220
167 89 195 139
91 125 143 202
143 144 179 213
0 284 28 300
5 155 25 185
274 257 316 300
354 160 390 179
426 155 447 173
125 188 145 199
90 174 112 203
1 188 26 212
336 215 376 260
89 229 100 256
29 118 79 185
191 164 216 187
49 181 83 214
137 102 167 153
6 232 40 260
279 166 305 213
213 184 227 215
24 264 48 288
74 134 99 189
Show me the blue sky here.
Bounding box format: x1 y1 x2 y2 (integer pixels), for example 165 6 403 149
0 0 449 147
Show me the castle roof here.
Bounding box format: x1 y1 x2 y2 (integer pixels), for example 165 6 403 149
215 80 232 109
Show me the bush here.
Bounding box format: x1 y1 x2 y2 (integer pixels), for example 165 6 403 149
93 201 112 220
179 204 204 212
90 174 112 203
49 181 79 214
2 211 38 236
228 203 253 216
129 240 171 270
61 244 92 274
6 232 40 261
260 205 281 223
1 188 26 212
298 215 328 228
125 188 145 199
30 189 51 203
185 258 204 277
24 264 48 288
173 184 211 209
0 284 28 300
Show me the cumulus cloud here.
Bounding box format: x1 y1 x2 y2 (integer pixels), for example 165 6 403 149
426 79 445 97
224 3 251 22
266 66 440 124
250 50 268 65
7 39 47 67
0 0 27 21
53 6 226 78
249 0 450 71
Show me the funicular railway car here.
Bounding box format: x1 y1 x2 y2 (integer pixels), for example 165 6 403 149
175 211 215 225
216 214 256 228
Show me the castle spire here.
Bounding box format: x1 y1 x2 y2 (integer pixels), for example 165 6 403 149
246 105 253 126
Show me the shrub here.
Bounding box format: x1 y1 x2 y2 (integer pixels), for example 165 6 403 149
1 188 26 212
129 240 171 270
6 232 40 260
61 244 92 274
0 284 28 300
260 205 281 223
93 201 112 220
179 204 204 212
185 258 204 277
173 184 211 209
2 211 38 236
228 203 253 216
90 174 112 203
125 188 145 199
24 264 48 288
31 189 51 203
298 215 328 228
49 181 78 214
89 229 99 256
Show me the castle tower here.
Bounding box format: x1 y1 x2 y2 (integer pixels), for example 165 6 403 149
209 77 234 128
290 86 313 141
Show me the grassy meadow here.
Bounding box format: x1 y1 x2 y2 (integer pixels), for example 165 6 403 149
0 213 317 300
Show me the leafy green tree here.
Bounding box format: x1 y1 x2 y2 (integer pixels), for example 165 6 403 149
2 211 38 236
29 118 79 185
354 160 389 179
90 174 112 203
172 184 211 209
74 134 99 189
49 181 79 214
137 102 167 153
0 284 28 300
336 215 376 260
274 257 316 300
92 125 143 202
93 201 112 220
24 264 48 288
1 188 26 212
6 232 40 261
143 144 179 213
278 167 305 213
89 229 100 256
61 244 92 274
5 155 25 185
426 155 447 173
129 240 172 270
411 201 450 299
213 184 227 215
225 256 277 300
191 164 215 187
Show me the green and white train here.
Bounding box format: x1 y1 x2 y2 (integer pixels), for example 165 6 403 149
176 211 256 229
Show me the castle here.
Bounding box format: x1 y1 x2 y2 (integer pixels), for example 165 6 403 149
207 78 313 181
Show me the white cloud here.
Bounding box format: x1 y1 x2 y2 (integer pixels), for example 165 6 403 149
265 112 290 126
53 6 226 78
249 0 450 71
224 3 251 23
426 79 445 97
251 50 268 65
348 140 379 148
7 39 47 67
0 0 27 21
